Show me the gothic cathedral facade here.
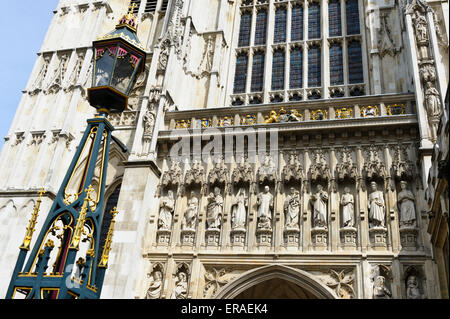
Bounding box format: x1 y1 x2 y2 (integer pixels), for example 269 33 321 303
0 0 448 299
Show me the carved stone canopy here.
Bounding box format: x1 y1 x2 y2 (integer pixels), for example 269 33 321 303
308 149 331 183
160 160 182 189
282 152 304 183
184 160 205 187
363 145 387 181
257 155 277 184
336 147 358 182
391 144 414 181
208 158 228 185
232 156 253 184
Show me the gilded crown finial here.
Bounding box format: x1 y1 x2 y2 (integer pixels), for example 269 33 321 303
128 2 138 16
116 2 139 31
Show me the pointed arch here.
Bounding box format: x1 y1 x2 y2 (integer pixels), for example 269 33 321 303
215 264 337 299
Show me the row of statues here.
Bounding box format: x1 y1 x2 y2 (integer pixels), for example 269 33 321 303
372 275 424 299
145 267 424 299
157 181 417 233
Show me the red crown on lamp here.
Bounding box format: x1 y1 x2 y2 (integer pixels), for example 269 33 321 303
116 3 139 32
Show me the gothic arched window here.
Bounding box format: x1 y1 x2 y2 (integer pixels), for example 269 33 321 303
329 43 343 85
238 11 252 47
251 51 265 92
291 5 304 41
271 49 285 90
308 45 321 87
329 0 342 37
308 3 321 39
346 0 360 35
254 9 268 45
274 7 287 43
99 183 121 254
233 53 248 93
348 41 363 84
290 47 303 89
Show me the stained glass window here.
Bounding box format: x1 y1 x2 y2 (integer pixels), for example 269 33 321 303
346 0 360 35
308 3 321 39
251 51 265 92
254 9 268 45
274 7 287 43
291 5 304 41
308 45 321 87
348 41 363 84
329 43 343 85
328 0 342 37
238 11 252 47
290 47 303 89
234 53 248 93
272 49 285 90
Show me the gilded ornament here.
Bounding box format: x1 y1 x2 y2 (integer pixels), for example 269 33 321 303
175 119 191 129
386 103 405 116
20 188 46 250
311 109 328 121
335 107 353 119
361 105 379 117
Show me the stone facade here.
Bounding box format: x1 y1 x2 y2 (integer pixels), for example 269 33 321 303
0 0 448 299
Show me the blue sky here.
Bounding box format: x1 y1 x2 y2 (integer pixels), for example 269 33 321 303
0 0 60 149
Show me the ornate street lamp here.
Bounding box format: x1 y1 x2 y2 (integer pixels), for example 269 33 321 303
88 3 146 114
6 4 146 299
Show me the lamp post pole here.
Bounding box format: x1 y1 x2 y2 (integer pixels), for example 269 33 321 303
6 4 146 299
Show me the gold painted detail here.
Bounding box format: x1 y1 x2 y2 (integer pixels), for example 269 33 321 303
175 119 191 129
218 117 233 127
199 118 212 128
20 188 45 250
241 114 256 125
335 107 353 119
311 109 328 121
264 107 303 123
69 186 95 250
360 105 379 117
386 103 405 116
98 207 119 268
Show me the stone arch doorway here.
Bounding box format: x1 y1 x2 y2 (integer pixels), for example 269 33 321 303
215 264 337 299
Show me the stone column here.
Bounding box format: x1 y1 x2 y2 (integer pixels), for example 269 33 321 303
426 10 446 110
329 148 339 251
102 162 161 298
404 12 433 151
322 0 330 99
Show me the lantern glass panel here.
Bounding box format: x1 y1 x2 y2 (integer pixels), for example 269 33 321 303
111 47 137 94
94 47 116 87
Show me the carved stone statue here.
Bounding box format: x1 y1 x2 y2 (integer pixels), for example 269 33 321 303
143 109 156 136
368 182 385 227
398 181 417 228
145 270 163 299
170 272 188 299
341 187 354 227
206 187 223 229
284 187 300 228
414 14 428 43
257 186 274 230
182 191 198 230
312 185 328 228
231 188 248 229
406 275 424 299
373 276 392 299
424 81 442 117
158 190 175 230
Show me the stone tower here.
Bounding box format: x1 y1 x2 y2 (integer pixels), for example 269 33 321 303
0 0 448 299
